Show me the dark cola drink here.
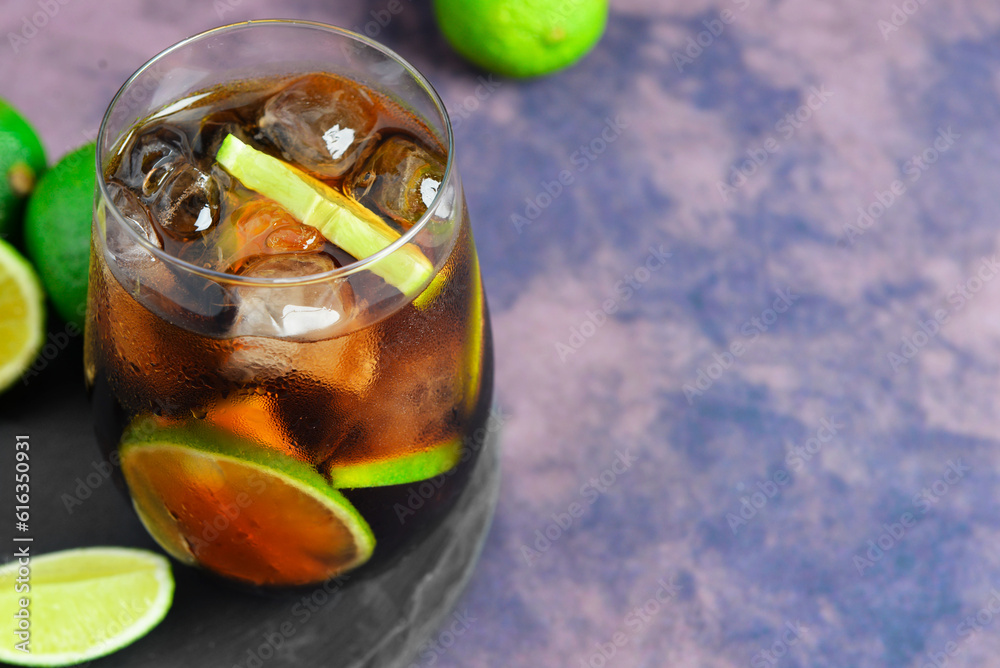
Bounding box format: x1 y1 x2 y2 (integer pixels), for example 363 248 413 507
86 66 493 587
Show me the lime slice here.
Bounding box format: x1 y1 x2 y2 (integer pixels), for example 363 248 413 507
328 437 463 488
0 237 45 393
216 134 434 297
120 417 375 587
0 547 173 667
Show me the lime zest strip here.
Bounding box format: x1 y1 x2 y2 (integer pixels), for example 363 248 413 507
216 134 434 297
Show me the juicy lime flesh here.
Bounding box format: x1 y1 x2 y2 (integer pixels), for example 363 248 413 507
0 238 44 392
122 442 374 587
0 547 173 666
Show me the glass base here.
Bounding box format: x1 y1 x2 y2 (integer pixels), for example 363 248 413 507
93 424 500 667
319 425 501 668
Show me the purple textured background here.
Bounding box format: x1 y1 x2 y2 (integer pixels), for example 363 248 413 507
5 0 1000 666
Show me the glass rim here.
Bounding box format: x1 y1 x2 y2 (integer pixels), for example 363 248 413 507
96 18 456 288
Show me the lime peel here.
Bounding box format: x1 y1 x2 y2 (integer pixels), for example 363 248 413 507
329 437 464 488
433 0 609 78
463 251 485 412
23 142 96 330
216 134 434 298
0 98 47 238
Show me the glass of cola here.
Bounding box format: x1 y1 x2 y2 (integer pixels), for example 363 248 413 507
86 20 495 597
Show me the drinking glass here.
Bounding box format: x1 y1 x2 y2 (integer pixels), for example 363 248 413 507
85 21 497 644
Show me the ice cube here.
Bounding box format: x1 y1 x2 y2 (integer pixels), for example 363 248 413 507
148 162 222 241
346 134 446 228
104 181 162 257
233 254 356 340
192 109 253 172
115 124 191 190
129 257 237 337
258 73 378 178
208 199 326 274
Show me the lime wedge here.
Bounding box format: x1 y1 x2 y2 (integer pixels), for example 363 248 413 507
328 437 463 488
216 134 434 297
0 547 173 666
0 238 44 393
120 417 375 587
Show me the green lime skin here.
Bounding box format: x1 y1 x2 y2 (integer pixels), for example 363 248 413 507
433 0 609 78
0 98 46 242
24 143 96 329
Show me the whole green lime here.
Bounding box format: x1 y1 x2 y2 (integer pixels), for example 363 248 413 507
24 143 96 329
433 0 608 78
0 98 46 240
